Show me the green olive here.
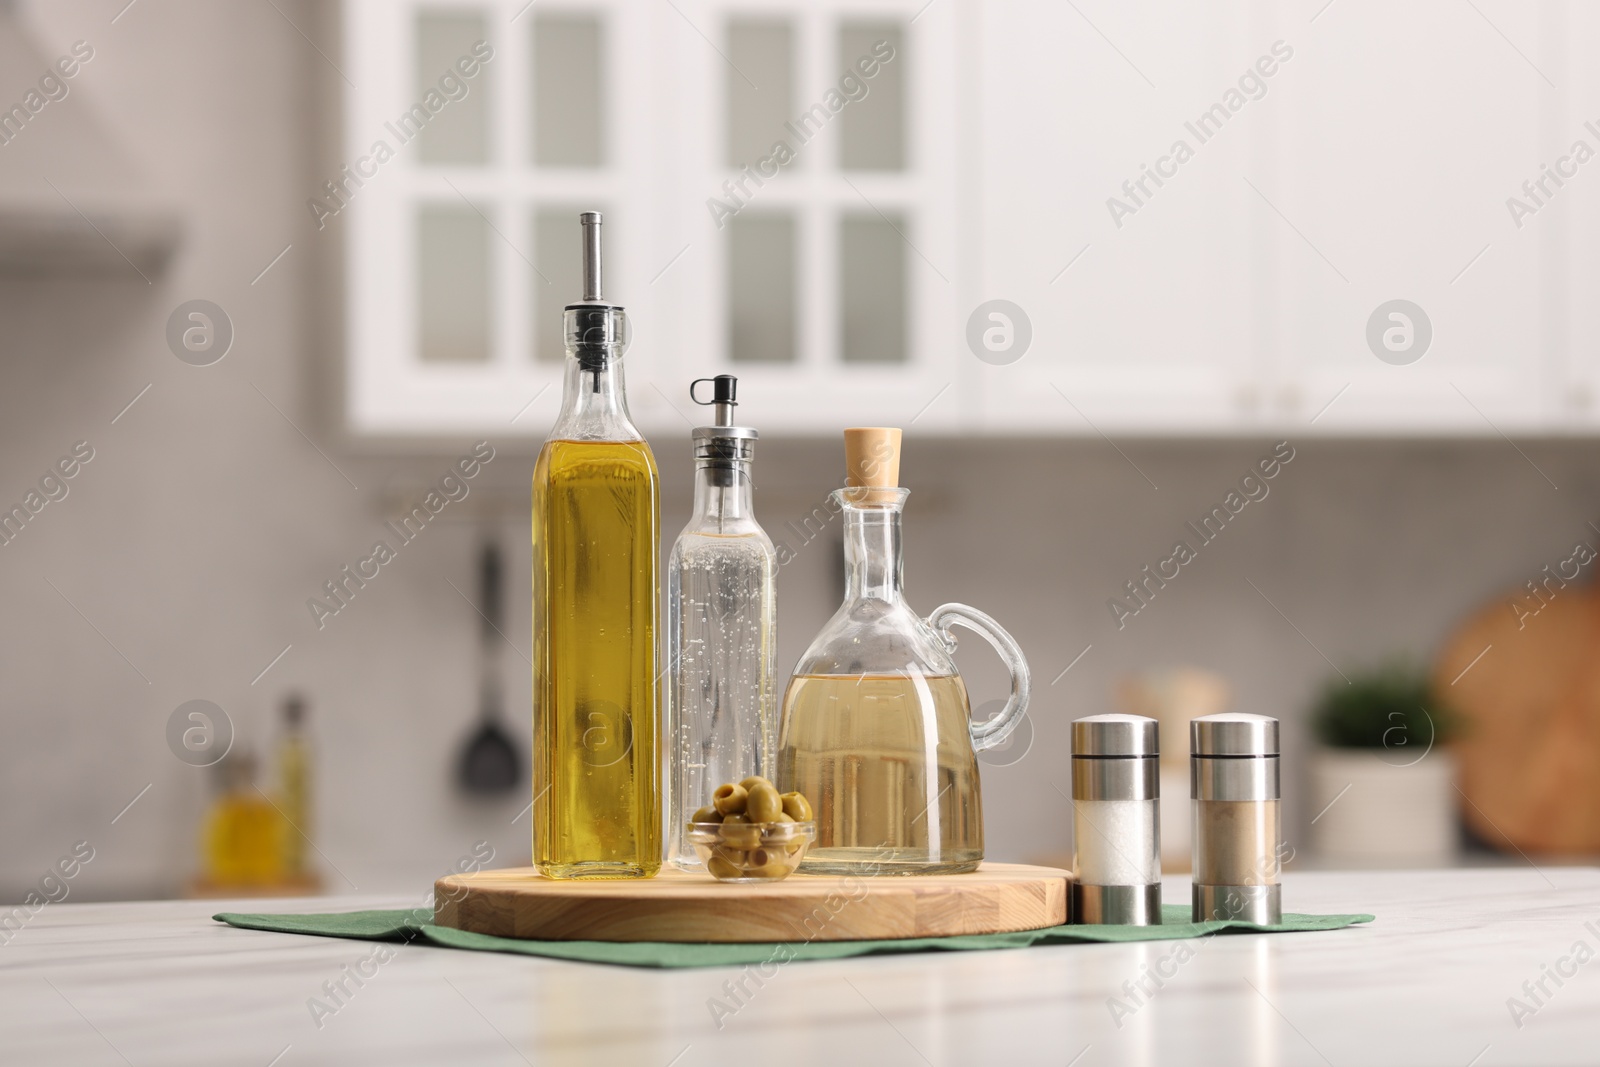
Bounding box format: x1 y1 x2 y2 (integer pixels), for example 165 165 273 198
746 848 791 879
712 782 748 816
738 775 773 793
707 854 743 880
781 792 814 822
689 806 722 825
746 782 783 823
718 813 760 849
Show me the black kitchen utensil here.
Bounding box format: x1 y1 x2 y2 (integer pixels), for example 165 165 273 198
457 538 523 795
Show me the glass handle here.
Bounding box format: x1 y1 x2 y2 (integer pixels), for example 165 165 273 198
926 603 1031 753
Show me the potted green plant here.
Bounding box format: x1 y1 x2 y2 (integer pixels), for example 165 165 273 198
1307 662 1461 864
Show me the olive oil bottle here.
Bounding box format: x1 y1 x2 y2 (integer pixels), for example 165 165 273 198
533 213 661 879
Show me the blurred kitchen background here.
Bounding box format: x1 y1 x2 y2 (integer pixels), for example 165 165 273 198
4 0 1598 901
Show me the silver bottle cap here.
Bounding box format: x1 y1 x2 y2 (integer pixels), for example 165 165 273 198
1072 714 1158 758
1191 713 1279 757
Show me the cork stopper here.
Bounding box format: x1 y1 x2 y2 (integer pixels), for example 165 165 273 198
844 427 902 502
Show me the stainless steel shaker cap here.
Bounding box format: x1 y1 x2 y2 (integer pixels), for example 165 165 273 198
1072 714 1158 758
1191 713 1279 757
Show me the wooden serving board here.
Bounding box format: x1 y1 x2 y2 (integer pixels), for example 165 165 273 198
1434 581 1600 853
433 863 1071 943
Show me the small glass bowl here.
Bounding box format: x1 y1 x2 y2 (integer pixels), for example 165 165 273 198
686 821 816 883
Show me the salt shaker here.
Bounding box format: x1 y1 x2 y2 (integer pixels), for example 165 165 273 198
1191 713 1281 924
1071 714 1161 925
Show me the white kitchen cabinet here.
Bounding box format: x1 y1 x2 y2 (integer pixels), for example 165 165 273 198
652 0 965 436
1556 0 1600 432
344 0 670 437
341 0 1594 439
1259 0 1554 435
975 0 1264 436
343 0 959 440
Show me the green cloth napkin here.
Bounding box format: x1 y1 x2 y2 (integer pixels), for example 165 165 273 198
213 904 1373 969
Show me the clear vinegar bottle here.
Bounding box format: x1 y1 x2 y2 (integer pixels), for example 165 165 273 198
776 428 1032 875
532 213 661 880
666 376 778 868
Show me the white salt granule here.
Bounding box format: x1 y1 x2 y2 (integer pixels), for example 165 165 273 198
1074 798 1160 886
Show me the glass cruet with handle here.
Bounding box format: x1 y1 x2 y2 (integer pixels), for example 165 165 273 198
776 427 1032 875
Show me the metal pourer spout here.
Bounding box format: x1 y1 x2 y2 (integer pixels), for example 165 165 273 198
580 211 603 302
579 213 603 391
691 376 757 487
564 211 628 385
691 375 738 427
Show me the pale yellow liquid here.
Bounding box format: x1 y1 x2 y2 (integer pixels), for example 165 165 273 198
777 673 983 874
533 438 660 879
277 736 308 878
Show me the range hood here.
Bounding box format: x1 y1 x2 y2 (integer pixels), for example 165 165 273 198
0 1 179 276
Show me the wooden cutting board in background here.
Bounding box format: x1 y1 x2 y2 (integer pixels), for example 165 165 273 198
1434 582 1600 854
434 864 1070 942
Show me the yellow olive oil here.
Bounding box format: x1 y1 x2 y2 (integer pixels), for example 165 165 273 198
201 754 286 887
533 437 661 879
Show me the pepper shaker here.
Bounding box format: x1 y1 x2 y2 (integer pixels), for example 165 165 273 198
1071 714 1161 925
1191 713 1281 924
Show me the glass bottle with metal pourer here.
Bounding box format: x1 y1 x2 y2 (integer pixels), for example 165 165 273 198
667 375 778 868
777 428 1032 875
532 212 661 880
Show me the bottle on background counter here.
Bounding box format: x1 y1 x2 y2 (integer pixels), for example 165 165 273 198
532 212 661 880
276 694 311 882
201 750 284 888
666 375 778 868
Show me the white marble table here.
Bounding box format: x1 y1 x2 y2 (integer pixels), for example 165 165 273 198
0 868 1592 1066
